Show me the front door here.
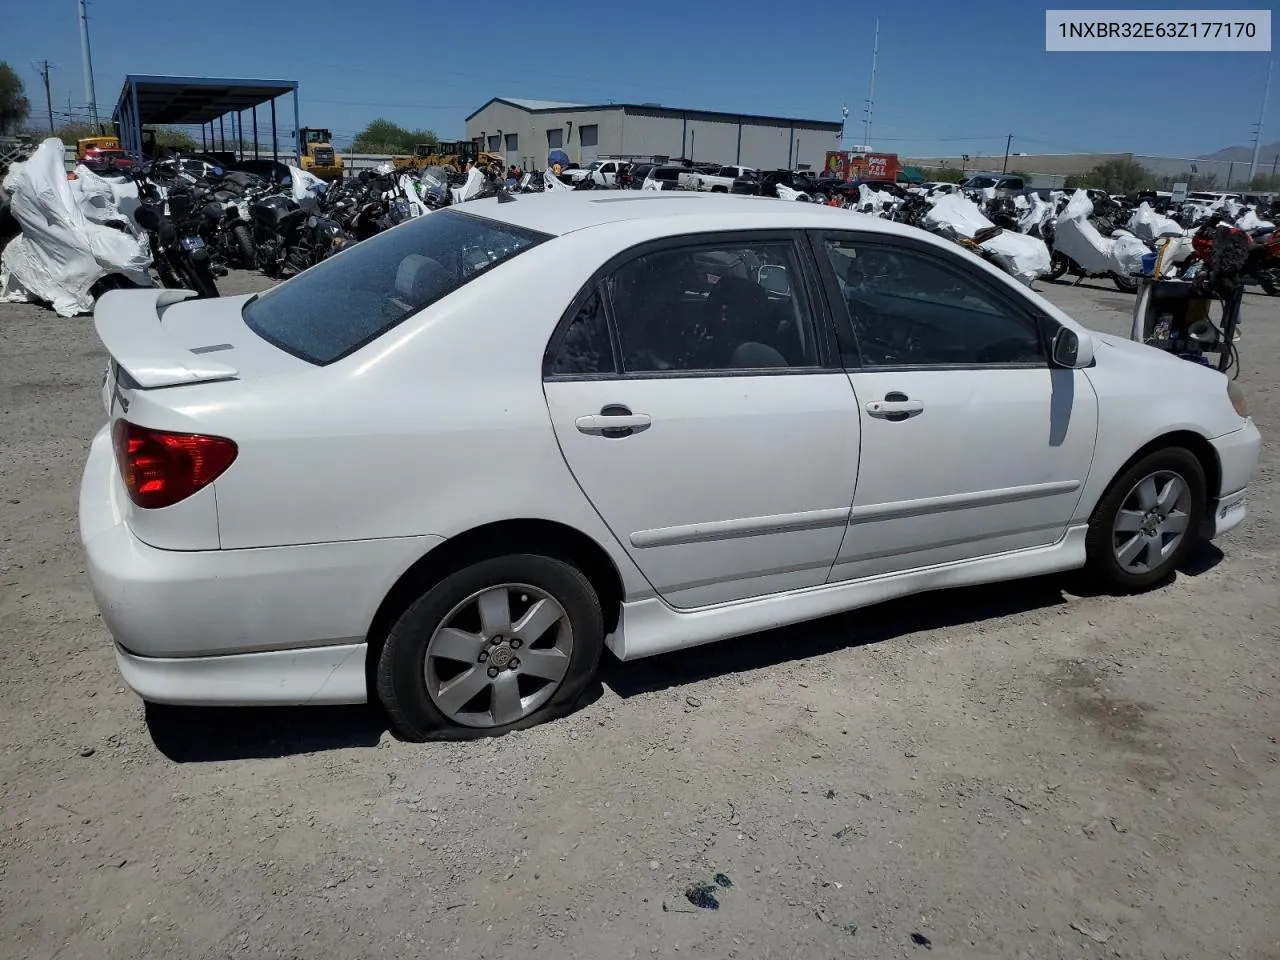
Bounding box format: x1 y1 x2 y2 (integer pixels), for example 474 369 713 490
811 232 1098 581
543 235 860 609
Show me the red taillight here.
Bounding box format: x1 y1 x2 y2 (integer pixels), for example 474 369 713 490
111 421 237 509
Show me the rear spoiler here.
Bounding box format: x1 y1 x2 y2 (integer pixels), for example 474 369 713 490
94 289 239 389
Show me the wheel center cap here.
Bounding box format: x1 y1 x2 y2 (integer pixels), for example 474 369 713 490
489 646 513 668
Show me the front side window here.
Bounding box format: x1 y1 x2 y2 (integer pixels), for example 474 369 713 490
244 210 549 365
820 238 1044 367
605 242 821 374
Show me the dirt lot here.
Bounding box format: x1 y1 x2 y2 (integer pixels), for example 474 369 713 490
1 273 1276 960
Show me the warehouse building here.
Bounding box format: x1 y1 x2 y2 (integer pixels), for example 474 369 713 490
465 97 843 173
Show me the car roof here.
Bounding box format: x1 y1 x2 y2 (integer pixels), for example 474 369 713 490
454 191 930 239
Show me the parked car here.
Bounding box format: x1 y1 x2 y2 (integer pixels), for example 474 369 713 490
922 182 962 196
694 165 756 192
638 164 691 191
81 193 1261 739
231 158 295 187
730 169 818 197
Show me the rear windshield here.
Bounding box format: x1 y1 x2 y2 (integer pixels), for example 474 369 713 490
243 210 550 365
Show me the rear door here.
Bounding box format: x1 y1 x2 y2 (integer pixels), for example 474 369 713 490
543 232 860 609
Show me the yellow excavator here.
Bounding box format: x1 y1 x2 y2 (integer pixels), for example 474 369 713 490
298 128 344 182
393 140 504 176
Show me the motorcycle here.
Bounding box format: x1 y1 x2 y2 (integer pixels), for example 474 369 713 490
1188 215 1279 296
131 184 220 298
248 192 350 277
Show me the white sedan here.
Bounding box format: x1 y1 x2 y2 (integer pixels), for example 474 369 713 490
79 193 1261 739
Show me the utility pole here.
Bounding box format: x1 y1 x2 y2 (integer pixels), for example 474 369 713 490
78 0 100 128
35 60 54 134
1002 134 1013 174
1249 58 1273 181
862 18 879 148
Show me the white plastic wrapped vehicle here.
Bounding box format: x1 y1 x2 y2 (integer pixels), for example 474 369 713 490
978 231 1051 286
1128 202 1186 241
1050 189 1150 291
923 194 994 240
1 138 151 317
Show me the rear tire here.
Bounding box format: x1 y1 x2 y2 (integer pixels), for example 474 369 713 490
1084 447 1205 593
231 223 257 270
376 554 604 741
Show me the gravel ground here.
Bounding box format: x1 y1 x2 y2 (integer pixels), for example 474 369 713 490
0 272 1276 960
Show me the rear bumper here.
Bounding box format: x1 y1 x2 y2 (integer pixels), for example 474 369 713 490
115 643 368 706
1204 419 1262 538
79 425 443 701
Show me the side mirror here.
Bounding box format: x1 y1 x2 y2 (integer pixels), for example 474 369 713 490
1051 326 1093 368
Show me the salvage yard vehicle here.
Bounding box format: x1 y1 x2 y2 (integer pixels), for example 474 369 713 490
297 128 344 182
80 193 1261 739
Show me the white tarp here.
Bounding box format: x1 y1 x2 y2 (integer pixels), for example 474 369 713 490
1128 201 1185 241
1236 208 1275 232
775 184 808 201
71 165 142 227
1053 189 1150 278
856 184 892 215
286 164 328 214
979 230 1052 286
1018 194 1054 234
1 138 151 317
641 178 663 191
923 194 994 239
451 167 485 204
1153 235 1195 276
543 171 572 192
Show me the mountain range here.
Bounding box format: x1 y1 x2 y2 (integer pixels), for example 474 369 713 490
1201 140 1280 163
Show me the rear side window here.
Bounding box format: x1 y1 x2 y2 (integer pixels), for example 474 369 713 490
243 210 549 365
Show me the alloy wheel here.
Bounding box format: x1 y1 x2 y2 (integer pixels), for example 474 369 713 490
1111 469 1193 575
424 583 573 728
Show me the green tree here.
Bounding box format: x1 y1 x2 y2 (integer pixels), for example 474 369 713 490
0 61 31 135
352 118 438 154
1007 169 1033 183
1064 157 1154 193
1246 172 1280 191
924 165 965 183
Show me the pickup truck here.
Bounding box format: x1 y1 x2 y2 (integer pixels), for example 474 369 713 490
563 159 631 187
691 165 756 192
675 163 721 191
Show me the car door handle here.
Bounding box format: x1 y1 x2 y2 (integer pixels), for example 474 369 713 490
575 405 651 438
865 393 925 421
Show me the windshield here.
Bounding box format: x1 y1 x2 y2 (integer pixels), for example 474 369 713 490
966 176 997 188
243 210 550 365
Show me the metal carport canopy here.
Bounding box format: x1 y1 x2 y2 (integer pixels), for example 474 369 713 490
112 75 300 163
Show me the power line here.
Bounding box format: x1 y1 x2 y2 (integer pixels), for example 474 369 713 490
32 60 55 134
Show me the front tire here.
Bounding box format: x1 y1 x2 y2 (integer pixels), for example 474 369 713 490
1048 251 1070 281
376 554 604 741
1111 272 1139 293
1084 448 1206 593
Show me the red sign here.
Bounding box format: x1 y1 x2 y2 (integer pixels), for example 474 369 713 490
824 151 899 182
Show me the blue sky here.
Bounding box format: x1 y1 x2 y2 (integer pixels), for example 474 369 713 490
2 0 1273 159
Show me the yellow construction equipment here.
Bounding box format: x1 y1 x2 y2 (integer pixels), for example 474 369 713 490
298 128 344 182
393 140 504 176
